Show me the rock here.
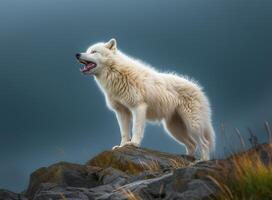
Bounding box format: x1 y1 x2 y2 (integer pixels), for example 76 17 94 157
25 145 195 200
32 183 92 200
88 145 194 175
1 143 271 200
97 167 131 186
26 162 102 199
98 169 217 200
0 189 28 200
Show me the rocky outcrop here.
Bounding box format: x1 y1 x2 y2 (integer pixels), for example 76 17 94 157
1 143 271 200
25 162 102 199
25 145 196 200
0 189 28 200
88 145 195 175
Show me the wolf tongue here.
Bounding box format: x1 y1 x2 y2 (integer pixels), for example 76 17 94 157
87 63 95 68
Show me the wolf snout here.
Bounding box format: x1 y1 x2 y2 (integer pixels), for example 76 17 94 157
75 53 81 60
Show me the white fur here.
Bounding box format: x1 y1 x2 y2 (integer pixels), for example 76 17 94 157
78 38 215 160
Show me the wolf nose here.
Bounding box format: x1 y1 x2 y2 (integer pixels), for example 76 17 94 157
75 53 81 59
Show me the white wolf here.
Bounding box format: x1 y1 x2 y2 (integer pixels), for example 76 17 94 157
76 39 215 160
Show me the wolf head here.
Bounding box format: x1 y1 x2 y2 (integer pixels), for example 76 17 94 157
76 38 117 75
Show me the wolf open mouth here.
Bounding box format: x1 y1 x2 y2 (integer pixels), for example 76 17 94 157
79 60 97 73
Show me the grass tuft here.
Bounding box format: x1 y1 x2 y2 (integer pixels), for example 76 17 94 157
217 149 272 200
120 188 142 200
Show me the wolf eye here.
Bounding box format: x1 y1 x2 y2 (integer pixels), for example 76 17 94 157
91 50 97 54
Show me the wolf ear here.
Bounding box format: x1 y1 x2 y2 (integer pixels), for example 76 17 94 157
105 38 117 51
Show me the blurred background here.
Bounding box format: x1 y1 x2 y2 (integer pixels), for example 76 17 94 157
0 0 271 192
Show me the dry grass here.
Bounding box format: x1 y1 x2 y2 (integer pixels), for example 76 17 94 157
214 150 272 200
119 188 142 200
211 122 272 199
138 157 189 173
138 159 162 172
169 158 191 169
60 193 67 200
265 121 272 143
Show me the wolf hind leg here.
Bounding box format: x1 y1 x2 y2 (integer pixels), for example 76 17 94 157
203 122 216 153
176 106 211 160
163 112 197 156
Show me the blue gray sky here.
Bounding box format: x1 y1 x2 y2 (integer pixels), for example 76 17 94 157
0 0 272 192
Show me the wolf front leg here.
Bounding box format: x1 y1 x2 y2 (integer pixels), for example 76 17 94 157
130 103 147 146
112 105 132 150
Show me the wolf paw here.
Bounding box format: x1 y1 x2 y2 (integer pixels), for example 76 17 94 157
112 142 139 150
112 145 122 150
123 141 139 147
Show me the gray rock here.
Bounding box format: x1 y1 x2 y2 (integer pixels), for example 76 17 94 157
26 162 102 199
100 170 217 200
33 184 92 200
2 143 271 200
98 167 131 186
88 145 194 175
0 189 28 200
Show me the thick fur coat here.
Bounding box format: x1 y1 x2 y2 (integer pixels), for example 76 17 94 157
76 39 215 160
